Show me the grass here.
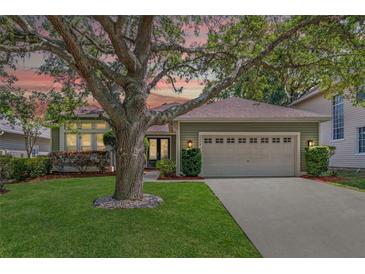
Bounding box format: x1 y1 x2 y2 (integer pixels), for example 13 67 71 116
335 170 365 191
0 177 260 258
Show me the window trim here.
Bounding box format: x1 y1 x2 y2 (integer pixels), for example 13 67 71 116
357 126 365 154
332 95 344 140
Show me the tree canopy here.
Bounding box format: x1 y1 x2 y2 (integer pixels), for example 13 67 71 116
0 16 364 118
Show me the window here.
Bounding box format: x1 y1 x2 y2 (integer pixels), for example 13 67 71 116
204 138 212 144
332 95 344 140
238 138 246 143
95 121 107 129
149 139 157 160
66 122 77 130
215 138 224 144
81 122 92 129
249 137 257 144
80 134 92 151
160 139 169 160
359 127 365 153
96 134 105 151
227 137 235 144
272 137 280 143
283 137 292 143
32 145 39 157
66 133 77 151
261 137 269 143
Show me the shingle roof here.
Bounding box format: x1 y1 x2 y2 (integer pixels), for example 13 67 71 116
0 119 50 139
175 97 330 121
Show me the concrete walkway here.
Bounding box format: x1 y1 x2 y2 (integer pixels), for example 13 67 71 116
206 177 365 258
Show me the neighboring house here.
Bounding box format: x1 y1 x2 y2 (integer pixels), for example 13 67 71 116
290 88 365 169
51 97 329 177
0 119 51 157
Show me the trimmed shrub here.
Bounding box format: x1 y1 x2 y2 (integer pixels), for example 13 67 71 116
305 146 333 176
12 158 29 181
1 156 52 182
27 157 52 178
181 148 202 177
103 130 116 149
156 159 176 177
0 155 14 180
50 151 110 173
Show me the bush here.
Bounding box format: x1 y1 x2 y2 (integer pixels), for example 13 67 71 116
1 156 52 182
49 151 110 173
103 130 116 149
305 146 333 176
156 159 176 177
181 148 202 177
0 155 14 180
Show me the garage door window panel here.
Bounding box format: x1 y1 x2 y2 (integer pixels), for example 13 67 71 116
249 137 258 144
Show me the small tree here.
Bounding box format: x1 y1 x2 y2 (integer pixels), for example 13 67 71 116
0 89 48 158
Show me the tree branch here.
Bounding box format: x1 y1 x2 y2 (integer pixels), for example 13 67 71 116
152 16 331 124
134 16 154 68
94 16 139 73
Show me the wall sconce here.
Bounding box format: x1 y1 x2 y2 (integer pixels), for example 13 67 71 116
307 140 314 147
187 140 193 148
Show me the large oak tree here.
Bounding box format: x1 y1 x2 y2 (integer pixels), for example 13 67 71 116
0 16 364 201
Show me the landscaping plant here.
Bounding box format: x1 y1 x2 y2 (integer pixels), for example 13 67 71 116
49 151 110 173
156 159 176 177
181 148 202 177
305 146 333 176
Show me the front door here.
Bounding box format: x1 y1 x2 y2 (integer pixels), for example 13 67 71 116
147 138 170 167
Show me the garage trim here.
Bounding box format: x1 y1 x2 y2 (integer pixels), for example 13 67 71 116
198 132 301 176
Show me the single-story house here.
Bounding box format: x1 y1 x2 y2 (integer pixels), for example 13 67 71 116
51 97 330 177
289 88 365 169
0 118 51 157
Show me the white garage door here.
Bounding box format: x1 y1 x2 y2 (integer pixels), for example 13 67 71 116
201 134 297 177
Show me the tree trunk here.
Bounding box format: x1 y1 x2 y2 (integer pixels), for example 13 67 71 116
113 126 146 200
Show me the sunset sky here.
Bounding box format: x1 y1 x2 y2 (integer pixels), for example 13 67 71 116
8 21 210 107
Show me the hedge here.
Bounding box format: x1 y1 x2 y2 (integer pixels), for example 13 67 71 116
0 156 51 182
49 151 110 173
181 148 202 176
305 146 334 176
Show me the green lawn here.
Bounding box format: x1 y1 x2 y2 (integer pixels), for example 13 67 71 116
0 177 260 258
335 170 365 191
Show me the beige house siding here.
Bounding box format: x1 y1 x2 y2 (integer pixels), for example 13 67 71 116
292 95 365 169
178 122 319 172
0 132 50 157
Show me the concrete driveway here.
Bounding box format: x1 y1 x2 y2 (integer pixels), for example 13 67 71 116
206 177 365 258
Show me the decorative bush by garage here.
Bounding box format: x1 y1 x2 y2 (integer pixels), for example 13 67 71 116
305 146 334 176
181 148 202 176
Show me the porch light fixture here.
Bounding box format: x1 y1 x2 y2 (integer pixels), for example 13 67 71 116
307 140 314 147
187 140 193 148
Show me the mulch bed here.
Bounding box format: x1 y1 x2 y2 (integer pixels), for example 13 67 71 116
301 175 348 183
158 175 204 180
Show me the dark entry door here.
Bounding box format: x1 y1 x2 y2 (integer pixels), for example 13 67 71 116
148 138 170 167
